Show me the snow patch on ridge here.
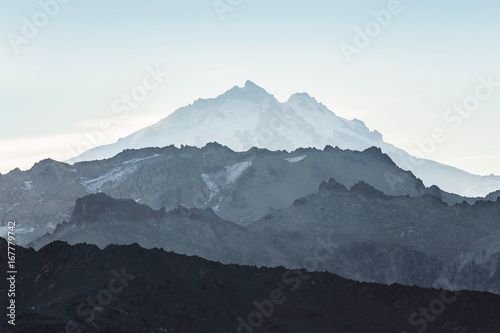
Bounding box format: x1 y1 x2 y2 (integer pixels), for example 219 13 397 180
201 173 220 202
78 154 162 193
285 155 306 163
201 161 252 210
226 161 252 185
22 181 33 191
7 202 20 212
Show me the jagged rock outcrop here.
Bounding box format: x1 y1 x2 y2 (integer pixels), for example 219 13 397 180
248 178 500 292
28 193 287 268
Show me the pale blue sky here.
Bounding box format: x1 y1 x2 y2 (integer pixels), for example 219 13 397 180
0 0 499 175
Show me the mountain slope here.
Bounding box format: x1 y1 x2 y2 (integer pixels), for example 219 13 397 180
248 178 500 294
2 238 500 332
68 81 500 197
28 193 288 268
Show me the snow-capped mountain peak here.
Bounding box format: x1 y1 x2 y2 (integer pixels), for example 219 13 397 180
67 81 500 197
286 92 330 114
215 80 274 105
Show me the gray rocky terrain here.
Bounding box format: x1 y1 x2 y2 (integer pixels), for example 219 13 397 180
2 144 445 245
28 193 288 268
28 178 500 295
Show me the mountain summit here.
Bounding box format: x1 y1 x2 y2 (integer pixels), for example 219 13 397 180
68 81 500 197
70 81 383 160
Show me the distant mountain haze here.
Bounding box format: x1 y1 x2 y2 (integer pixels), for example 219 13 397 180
67 81 500 197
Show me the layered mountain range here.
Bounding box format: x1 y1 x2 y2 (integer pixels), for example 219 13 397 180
26 175 500 295
2 238 500 333
68 81 500 197
3 135 500 297
2 81 500 331
1 144 445 245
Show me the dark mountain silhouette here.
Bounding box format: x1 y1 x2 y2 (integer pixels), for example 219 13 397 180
2 238 500 332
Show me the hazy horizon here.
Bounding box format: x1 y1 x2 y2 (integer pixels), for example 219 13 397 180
1 0 499 176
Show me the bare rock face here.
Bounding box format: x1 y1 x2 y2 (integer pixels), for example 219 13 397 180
0 159 88 244
435 232 500 294
70 193 167 225
248 178 500 293
28 193 288 269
